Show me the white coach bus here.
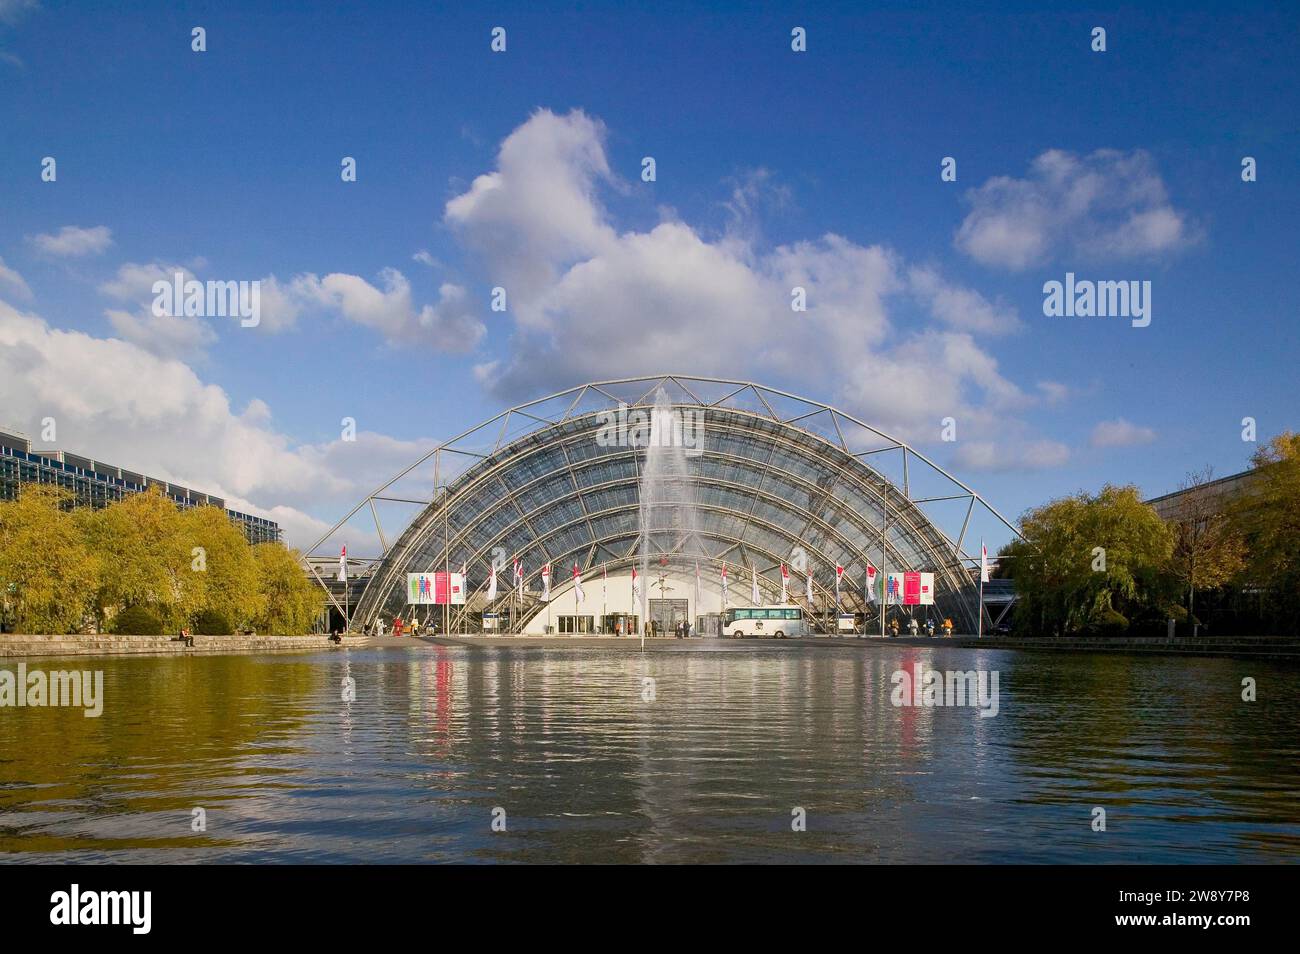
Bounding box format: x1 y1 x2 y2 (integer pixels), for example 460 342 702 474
722 606 811 638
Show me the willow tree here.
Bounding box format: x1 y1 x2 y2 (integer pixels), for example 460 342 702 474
254 543 322 635
0 484 99 634
178 504 263 631
1002 484 1173 635
78 485 197 631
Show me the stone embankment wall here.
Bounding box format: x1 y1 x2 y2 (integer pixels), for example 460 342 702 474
0 633 341 658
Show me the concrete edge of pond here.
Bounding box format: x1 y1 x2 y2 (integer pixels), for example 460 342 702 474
3 632 1298 661
418 633 1300 661
0 633 347 658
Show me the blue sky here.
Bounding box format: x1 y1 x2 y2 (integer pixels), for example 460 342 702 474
1 0 1296 550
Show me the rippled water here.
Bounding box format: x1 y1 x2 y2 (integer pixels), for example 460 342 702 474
1 642 1297 863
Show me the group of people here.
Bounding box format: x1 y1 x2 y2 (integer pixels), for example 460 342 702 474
639 619 692 638
371 615 426 638
889 617 954 637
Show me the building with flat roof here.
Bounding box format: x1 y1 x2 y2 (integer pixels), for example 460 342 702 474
0 427 279 545
1145 468 1264 522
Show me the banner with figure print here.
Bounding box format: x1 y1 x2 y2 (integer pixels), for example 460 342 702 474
408 572 465 605
887 571 935 606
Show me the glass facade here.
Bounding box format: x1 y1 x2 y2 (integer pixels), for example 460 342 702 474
0 441 280 545
357 402 987 630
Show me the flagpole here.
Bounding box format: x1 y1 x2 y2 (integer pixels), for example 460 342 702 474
881 485 888 639
978 539 986 639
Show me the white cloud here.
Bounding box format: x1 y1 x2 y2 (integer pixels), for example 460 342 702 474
0 0 39 25
449 108 1042 445
99 260 191 302
955 149 1200 270
0 256 31 299
98 261 216 358
0 298 431 548
952 439 1071 472
445 108 617 308
908 265 1020 335
105 306 217 359
299 268 485 349
253 273 317 334
29 224 113 257
1090 418 1156 448
1036 380 1069 406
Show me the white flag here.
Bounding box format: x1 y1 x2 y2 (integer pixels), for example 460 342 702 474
487 562 498 602
573 563 585 604
751 566 760 605
514 558 523 598
805 571 814 603
865 563 877 603
780 563 789 603
835 564 844 605
337 544 348 583
632 565 642 603
695 562 703 607
980 540 991 584
541 562 551 602
720 564 729 606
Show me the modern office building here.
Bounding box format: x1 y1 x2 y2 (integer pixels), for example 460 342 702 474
1146 468 1264 523
0 427 280 544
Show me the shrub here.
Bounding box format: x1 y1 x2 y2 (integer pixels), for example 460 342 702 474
112 605 164 635
1085 607 1129 637
192 609 232 635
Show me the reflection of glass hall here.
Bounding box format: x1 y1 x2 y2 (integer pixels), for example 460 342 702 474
308 376 1020 633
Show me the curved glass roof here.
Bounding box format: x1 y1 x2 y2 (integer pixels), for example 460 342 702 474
324 376 1022 632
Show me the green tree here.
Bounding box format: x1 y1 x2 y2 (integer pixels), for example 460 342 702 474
253 543 321 635
1232 432 1300 632
78 486 195 631
0 484 99 634
178 504 263 631
1002 484 1174 636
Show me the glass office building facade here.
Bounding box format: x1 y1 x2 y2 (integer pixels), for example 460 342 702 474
0 428 280 545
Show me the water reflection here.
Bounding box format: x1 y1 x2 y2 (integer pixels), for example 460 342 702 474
0 643 1296 862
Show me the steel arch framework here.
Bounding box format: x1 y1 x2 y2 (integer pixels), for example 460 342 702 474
304 374 1023 632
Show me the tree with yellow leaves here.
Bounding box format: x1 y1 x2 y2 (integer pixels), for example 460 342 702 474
178 504 264 632
0 484 99 634
253 542 322 635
